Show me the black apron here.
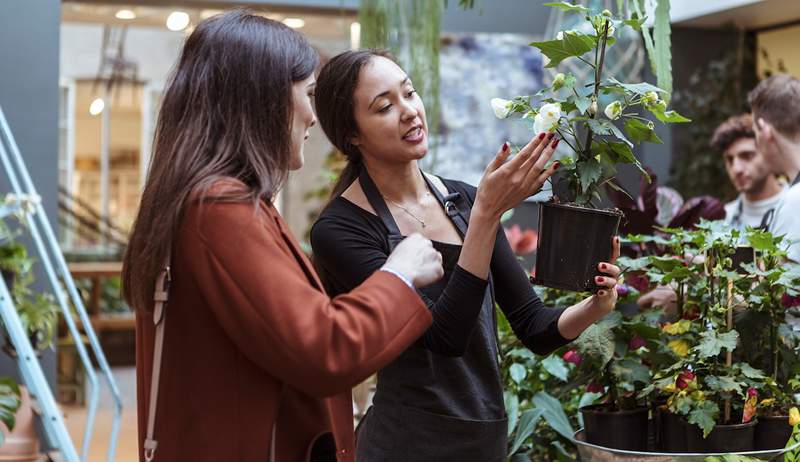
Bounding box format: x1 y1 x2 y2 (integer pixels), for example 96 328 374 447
354 169 508 462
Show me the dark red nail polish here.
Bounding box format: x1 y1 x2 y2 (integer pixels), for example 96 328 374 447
553 161 560 170
547 133 555 140
600 263 607 270
596 276 602 282
538 133 546 140
551 138 560 148
598 290 606 296
502 142 508 152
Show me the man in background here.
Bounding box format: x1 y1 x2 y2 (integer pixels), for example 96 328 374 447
711 113 786 230
749 74 800 262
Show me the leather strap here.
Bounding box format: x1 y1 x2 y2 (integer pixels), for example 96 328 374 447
144 255 170 462
142 251 280 462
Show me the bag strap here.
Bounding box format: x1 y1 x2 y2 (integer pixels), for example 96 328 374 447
142 252 280 462
143 255 170 462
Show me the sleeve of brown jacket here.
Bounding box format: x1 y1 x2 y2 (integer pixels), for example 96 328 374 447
180 200 432 398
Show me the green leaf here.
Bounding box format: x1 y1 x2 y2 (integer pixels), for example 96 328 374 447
688 400 719 438
543 2 589 13
648 104 691 123
542 355 570 382
746 228 778 252
577 159 602 193
612 358 651 384
533 391 575 441
587 118 614 135
705 375 743 394
693 330 739 358
654 0 673 102
510 363 527 384
623 13 647 31
505 391 520 438
624 118 662 144
738 363 766 380
509 408 544 455
632 0 656 76
607 77 666 96
570 94 592 115
531 31 595 68
574 320 615 367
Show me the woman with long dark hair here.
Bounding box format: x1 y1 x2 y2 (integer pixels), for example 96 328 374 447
311 50 621 461
122 12 445 462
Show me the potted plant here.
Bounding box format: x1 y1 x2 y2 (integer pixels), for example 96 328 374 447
627 222 770 453
568 284 663 451
734 228 800 450
492 2 689 291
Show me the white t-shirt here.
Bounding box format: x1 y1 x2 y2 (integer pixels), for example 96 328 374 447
771 179 800 262
724 187 787 230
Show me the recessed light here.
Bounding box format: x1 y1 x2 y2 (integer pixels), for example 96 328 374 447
115 9 136 20
283 18 305 29
89 98 105 116
166 11 190 31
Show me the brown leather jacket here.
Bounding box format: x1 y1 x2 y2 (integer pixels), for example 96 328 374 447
135 180 431 461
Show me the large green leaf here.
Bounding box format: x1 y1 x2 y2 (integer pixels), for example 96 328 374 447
607 77 665 95
574 320 615 366
705 375 743 394
543 2 589 13
612 358 651 384
542 355 570 382
624 118 662 144
0 378 20 436
505 391 520 438
531 31 595 68
631 0 656 75
693 330 739 358
532 391 576 441
689 400 719 438
509 408 544 455
654 0 673 102
577 159 602 193
510 363 527 384
738 363 766 380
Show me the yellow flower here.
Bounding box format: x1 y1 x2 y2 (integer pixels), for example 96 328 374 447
759 398 776 408
789 407 800 426
668 339 690 357
663 320 692 335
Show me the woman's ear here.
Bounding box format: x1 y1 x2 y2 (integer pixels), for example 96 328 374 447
350 133 361 147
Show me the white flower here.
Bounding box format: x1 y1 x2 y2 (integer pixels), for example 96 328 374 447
490 98 512 119
588 99 598 116
604 100 622 120
533 103 562 134
556 31 564 40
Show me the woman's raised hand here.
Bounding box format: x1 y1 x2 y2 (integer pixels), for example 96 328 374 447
589 236 622 315
474 133 560 220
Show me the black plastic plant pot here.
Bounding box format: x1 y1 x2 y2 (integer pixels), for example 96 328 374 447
657 406 687 453
755 415 791 450
731 246 755 275
531 202 623 292
685 420 756 453
581 404 649 451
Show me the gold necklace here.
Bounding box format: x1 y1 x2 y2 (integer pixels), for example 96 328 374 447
383 193 429 228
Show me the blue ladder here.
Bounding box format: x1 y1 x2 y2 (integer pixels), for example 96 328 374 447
0 105 122 462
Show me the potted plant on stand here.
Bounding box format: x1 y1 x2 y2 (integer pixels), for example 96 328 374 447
492 2 689 291
0 245 58 461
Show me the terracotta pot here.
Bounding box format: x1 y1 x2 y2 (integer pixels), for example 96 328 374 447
0 386 41 461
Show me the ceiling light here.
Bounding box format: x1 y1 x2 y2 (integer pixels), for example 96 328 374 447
283 18 305 29
115 9 136 20
166 11 190 31
350 22 361 49
89 98 105 116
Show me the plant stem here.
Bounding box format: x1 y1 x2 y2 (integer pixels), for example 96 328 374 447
555 128 578 153
577 55 596 68
582 20 610 160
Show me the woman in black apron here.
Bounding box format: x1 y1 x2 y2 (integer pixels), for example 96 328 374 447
310 50 622 461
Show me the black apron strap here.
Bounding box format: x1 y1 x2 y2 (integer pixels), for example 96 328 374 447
359 168 405 250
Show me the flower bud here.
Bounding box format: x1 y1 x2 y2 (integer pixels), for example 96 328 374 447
676 370 695 390
490 98 512 119
602 9 613 18
629 336 646 351
790 407 800 426
562 349 582 366
552 72 566 90
604 100 622 120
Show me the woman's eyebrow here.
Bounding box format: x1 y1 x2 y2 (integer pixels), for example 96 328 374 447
368 76 410 109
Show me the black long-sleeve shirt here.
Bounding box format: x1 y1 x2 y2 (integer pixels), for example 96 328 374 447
310 178 568 357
